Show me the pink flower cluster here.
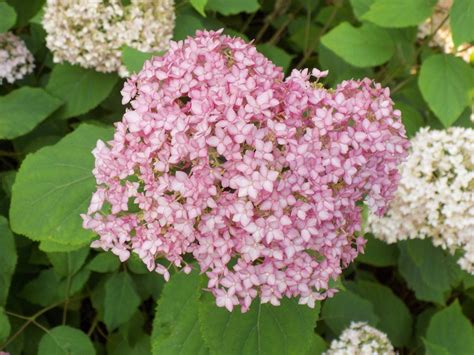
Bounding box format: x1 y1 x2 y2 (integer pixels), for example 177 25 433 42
82 30 408 312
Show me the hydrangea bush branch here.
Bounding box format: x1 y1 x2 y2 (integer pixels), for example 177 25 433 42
43 0 175 76
82 30 409 312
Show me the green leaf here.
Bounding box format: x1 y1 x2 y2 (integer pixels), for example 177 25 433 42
349 0 375 19
321 22 395 67
0 2 17 32
0 216 17 306
0 87 63 140
357 233 398 267
121 46 161 74
347 280 413 346
395 101 425 137
418 54 473 127
206 0 259 15
20 269 90 306
363 0 437 28
6 0 44 27
87 252 120 273
256 44 294 72
423 339 451 355
10 124 113 246
104 272 141 330
305 334 327 354
321 289 379 335
45 64 118 120
426 301 474 354
47 247 89 277
191 0 208 16
152 270 209 355
199 295 320 355
398 239 460 304
39 239 86 253
0 306 11 343
38 325 96 355
452 0 474 47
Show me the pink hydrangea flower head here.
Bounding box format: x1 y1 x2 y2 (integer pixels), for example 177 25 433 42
82 29 409 312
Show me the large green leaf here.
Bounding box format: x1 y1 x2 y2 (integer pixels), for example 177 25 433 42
10 124 113 246
398 239 461 304
425 301 474 354
152 270 209 355
321 22 395 67
357 233 398 267
0 217 17 306
199 295 320 355
321 289 379 336
0 2 16 32
190 0 208 16
87 252 120 273
257 44 294 72
363 0 437 28
0 87 62 140
45 64 118 120
38 325 96 355
418 54 473 127
450 0 474 46
121 46 161 75
349 0 375 19
6 0 44 27
347 280 413 346
20 268 90 306
206 0 259 15
0 306 11 343
104 272 141 330
47 247 89 277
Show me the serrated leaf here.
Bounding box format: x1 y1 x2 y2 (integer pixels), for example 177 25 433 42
0 306 11 343
10 124 113 246
418 54 473 127
363 0 437 28
0 87 63 140
121 46 162 75
152 270 209 355
191 0 207 16
199 294 320 355
47 247 89 277
321 289 379 335
398 239 460 304
450 0 474 47
104 272 141 330
0 2 17 32
206 0 259 15
45 64 118 120
357 233 399 267
305 334 327 354
347 280 413 346
0 216 17 306
39 239 86 253
257 44 294 72
38 325 95 355
321 22 395 67
20 268 90 306
426 301 474 354
87 252 120 273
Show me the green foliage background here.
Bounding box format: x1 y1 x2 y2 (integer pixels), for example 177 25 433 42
1 0 473 354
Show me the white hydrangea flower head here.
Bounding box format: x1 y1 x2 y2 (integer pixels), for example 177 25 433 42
417 0 473 63
43 0 175 76
0 32 35 85
325 322 395 355
369 127 474 273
